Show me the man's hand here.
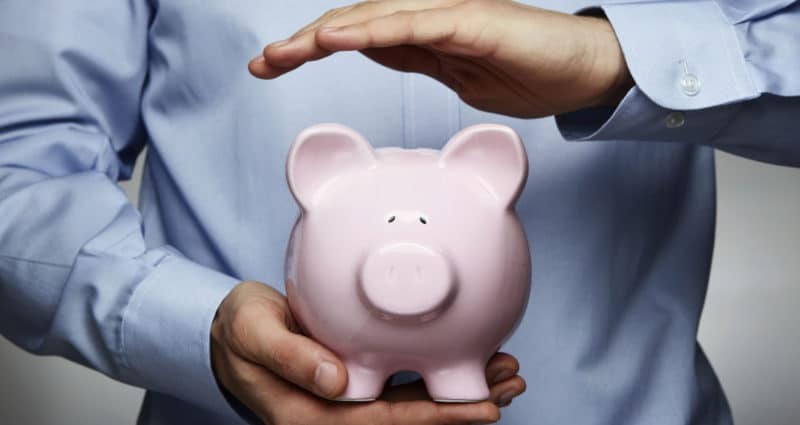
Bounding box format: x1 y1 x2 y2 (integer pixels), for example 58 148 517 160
249 0 633 118
211 281 526 425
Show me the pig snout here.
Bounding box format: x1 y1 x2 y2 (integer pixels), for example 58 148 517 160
358 242 456 321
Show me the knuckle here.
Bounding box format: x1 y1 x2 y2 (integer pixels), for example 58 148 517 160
385 10 417 40
229 359 261 388
228 301 266 352
231 365 259 389
227 321 249 355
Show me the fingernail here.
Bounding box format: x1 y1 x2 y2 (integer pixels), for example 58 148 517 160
314 361 339 396
270 39 290 48
490 369 514 385
497 390 515 407
318 26 341 33
250 55 265 64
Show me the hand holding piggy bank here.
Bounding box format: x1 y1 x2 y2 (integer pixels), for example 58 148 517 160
285 123 531 402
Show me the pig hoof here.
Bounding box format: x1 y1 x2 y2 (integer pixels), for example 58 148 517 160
425 364 490 402
339 364 386 401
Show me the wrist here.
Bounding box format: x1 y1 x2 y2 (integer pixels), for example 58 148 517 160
580 15 634 108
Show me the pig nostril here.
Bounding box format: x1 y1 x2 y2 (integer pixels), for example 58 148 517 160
419 216 427 224
387 216 396 223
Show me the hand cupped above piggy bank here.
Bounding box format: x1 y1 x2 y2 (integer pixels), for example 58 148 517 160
284 123 531 402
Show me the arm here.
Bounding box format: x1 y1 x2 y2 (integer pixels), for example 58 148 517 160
0 1 241 416
556 1 800 166
249 0 800 166
0 3 523 424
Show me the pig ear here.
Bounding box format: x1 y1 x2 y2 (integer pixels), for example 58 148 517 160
287 123 376 210
439 124 528 206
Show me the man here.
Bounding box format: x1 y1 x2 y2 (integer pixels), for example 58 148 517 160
0 0 797 424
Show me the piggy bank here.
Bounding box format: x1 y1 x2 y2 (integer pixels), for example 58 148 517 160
284 123 531 402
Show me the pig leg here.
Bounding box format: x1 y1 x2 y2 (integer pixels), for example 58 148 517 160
424 362 490 402
337 362 387 401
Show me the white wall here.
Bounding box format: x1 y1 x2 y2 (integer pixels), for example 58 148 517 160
1 150 798 425
698 152 800 425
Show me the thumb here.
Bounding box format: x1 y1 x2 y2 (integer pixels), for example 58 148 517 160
224 287 348 399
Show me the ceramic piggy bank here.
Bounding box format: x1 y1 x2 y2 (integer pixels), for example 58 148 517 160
284 123 531 402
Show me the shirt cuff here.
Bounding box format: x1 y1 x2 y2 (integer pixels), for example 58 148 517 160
555 85 742 143
556 0 761 143
596 0 758 110
118 251 242 419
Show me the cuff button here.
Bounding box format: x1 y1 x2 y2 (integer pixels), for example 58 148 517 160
680 74 701 96
665 111 686 129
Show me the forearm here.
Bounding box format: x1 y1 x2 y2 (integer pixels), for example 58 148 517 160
557 0 800 166
0 0 241 416
0 128 241 415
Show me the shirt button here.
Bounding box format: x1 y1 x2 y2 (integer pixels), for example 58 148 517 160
680 74 701 96
665 111 686 128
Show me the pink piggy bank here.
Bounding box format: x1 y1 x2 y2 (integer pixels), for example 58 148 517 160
284 123 531 402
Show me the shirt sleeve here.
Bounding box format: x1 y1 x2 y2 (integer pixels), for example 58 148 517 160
555 0 800 167
0 1 242 418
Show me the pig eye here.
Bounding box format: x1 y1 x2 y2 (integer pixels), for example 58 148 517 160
387 215 396 223
419 216 427 224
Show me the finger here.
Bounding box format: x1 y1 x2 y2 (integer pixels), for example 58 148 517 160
253 0 461 75
290 4 354 41
248 56 302 79
485 352 520 385
359 45 441 76
314 8 459 52
258 1 404 70
288 0 462 44
336 399 501 425
250 4 359 76
489 375 526 407
219 350 286 424
360 46 476 95
224 291 347 399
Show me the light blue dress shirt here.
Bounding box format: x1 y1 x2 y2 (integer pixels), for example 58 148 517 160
1 1 798 424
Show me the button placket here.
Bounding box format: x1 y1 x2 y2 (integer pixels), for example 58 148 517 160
404 74 457 149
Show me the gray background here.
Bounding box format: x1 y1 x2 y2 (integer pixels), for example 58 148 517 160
1 149 798 425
